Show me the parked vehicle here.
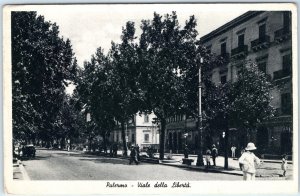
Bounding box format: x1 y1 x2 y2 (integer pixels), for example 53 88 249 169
22 144 36 158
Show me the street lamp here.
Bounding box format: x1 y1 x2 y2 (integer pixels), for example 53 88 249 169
196 56 205 166
86 113 91 151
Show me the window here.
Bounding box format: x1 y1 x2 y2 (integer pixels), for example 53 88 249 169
144 114 149 123
220 75 227 84
221 42 227 55
259 24 266 39
206 45 212 54
282 54 292 73
283 11 291 31
258 62 267 74
144 134 150 142
238 34 245 47
281 93 291 115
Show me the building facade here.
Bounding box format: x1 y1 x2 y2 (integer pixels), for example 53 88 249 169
165 11 292 155
110 112 160 151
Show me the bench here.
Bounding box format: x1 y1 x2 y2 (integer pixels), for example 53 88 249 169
182 158 194 165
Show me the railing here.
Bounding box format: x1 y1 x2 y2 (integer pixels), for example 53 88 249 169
231 45 248 57
273 69 291 80
274 28 291 40
218 53 230 64
251 35 270 49
274 28 291 43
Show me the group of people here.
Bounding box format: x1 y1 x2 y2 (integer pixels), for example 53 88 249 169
238 142 288 180
205 144 218 168
128 141 289 180
204 142 288 180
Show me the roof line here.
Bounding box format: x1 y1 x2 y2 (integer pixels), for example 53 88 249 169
200 11 265 43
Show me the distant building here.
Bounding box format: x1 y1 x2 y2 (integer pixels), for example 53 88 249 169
165 11 292 155
110 112 160 150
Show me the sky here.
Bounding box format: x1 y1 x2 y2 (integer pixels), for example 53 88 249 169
32 4 247 94
34 4 247 67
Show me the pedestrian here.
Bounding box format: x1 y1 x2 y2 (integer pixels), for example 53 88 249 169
109 145 113 157
136 144 140 161
211 144 218 166
205 148 212 169
184 145 189 158
281 154 288 177
129 146 139 165
238 142 261 181
231 145 237 158
113 143 118 157
239 148 245 170
147 146 153 158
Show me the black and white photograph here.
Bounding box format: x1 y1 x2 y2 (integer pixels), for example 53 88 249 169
3 3 298 195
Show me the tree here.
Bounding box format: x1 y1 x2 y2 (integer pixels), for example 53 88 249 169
204 61 275 169
138 12 199 159
108 22 142 156
12 11 78 143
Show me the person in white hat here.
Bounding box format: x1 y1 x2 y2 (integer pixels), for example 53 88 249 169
238 142 261 180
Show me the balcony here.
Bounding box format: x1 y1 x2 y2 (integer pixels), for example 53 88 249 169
218 53 230 66
273 69 291 80
231 45 248 59
251 35 270 51
275 107 292 116
274 28 291 43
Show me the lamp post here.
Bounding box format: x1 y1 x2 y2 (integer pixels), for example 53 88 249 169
86 113 91 151
196 56 205 166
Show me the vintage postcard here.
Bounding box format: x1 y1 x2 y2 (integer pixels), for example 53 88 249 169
3 3 298 195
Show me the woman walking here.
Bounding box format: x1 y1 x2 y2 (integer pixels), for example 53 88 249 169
238 142 261 180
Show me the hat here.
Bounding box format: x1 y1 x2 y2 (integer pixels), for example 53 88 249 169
245 142 257 151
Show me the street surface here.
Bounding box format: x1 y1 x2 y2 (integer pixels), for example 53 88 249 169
22 149 240 180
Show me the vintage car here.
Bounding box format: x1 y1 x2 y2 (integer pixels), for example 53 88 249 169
22 144 36 158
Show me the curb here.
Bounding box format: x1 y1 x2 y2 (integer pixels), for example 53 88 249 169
160 163 243 176
83 153 283 178
13 160 31 180
19 162 30 180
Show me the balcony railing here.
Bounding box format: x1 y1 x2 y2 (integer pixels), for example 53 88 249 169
273 69 291 80
218 53 230 65
251 35 270 51
274 28 291 43
231 45 248 59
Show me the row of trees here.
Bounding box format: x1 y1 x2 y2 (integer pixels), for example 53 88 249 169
12 12 275 166
12 12 80 146
75 12 275 162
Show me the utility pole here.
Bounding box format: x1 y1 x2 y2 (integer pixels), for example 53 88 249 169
196 56 205 166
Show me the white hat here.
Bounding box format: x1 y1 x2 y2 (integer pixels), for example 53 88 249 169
245 142 257 151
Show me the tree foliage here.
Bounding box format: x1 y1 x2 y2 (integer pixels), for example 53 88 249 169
138 12 200 159
203 61 275 168
12 11 78 142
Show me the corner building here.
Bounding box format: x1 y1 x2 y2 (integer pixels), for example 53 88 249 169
166 11 292 156
110 112 160 151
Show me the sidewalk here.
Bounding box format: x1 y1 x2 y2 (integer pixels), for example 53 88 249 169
13 159 30 180
157 153 293 180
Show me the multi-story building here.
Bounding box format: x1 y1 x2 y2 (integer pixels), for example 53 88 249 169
165 11 292 155
110 112 160 151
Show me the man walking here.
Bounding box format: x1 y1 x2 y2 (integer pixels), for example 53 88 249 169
129 145 139 165
211 144 218 166
231 145 237 158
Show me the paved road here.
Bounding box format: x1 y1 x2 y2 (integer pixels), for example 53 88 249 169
22 149 240 180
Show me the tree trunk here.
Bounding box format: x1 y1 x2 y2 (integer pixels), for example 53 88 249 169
121 121 128 156
159 118 166 160
224 128 229 169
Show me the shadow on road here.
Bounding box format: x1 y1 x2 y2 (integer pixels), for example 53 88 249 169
79 157 132 165
21 155 50 161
